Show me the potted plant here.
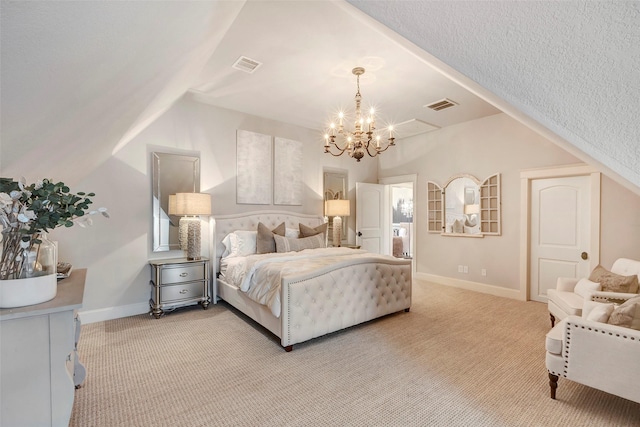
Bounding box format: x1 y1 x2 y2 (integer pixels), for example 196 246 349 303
0 177 108 308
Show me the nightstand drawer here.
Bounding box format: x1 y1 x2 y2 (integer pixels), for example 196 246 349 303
161 265 204 284
160 282 203 303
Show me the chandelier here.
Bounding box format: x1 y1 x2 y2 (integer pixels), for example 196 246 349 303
324 67 395 162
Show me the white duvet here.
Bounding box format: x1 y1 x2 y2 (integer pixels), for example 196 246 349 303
221 247 386 317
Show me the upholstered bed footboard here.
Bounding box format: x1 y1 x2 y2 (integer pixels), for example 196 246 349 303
280 259 412 348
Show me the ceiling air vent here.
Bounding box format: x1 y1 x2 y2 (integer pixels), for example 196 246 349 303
232 56 262 73
425 98 458 111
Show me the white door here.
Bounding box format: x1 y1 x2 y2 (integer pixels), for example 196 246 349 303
356 182 389 255
529 176 593 302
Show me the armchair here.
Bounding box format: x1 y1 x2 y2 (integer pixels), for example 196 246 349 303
547 258 640 327
545 293 640 403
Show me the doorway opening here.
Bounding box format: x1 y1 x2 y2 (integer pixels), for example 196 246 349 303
391 183 413 259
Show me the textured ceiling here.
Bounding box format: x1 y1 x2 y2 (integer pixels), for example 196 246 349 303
348 0 640 191
1 1 638 193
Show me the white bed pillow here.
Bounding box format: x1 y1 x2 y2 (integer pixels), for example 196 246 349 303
274 234 325 253
285 227 299 238
221 233 235 259
234 230 257 257
574 278 601 298
221 230 258 259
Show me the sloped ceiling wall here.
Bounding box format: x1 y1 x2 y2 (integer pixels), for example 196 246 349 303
348 0 640 192
0 0 244 181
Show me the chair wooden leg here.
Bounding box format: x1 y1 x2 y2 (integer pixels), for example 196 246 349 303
548 373 558 399
549 313 556 328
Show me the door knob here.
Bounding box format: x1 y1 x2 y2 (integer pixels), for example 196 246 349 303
581 252 588 260
357 231 362 237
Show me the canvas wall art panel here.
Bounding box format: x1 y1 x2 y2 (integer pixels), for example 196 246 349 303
274 137 303 206
236 130 272 205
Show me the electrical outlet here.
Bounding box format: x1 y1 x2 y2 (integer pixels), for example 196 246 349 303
458 265 464 273
463 266 469 273
481 269 487 276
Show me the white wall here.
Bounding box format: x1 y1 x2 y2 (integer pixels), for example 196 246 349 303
379 113 640 293
50 97 376 321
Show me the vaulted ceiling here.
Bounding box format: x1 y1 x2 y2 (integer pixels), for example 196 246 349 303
1 1 638 193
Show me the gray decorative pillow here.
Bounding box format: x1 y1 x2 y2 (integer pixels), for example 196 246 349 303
274 234 325 253
589 265 639 293
256 222 285 254
299 223 328 238
607 295 640 330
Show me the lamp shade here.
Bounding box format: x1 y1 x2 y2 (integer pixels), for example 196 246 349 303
168 193 212 216
325 199 350 217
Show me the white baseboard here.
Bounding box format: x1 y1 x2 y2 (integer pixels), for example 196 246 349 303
414 273 523 301
78 302 149 324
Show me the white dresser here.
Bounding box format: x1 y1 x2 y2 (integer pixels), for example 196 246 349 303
0 269 86 427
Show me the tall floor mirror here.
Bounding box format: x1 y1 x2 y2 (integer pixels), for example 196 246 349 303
323 170 348 245
152 152 200 252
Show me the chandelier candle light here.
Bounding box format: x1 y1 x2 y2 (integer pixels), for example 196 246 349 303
168 193 211 260
325 199 350 247
324 67 395 161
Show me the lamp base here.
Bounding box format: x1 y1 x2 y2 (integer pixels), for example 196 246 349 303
333 216 342 247
180 217 202 260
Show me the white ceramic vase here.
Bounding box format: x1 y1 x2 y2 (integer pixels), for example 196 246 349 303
0 273 57 308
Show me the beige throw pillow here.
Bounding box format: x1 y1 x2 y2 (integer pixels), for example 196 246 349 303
299 223 328 238
608 296 640 330
274 234 325 253
589 265 639 293
256 222 285 254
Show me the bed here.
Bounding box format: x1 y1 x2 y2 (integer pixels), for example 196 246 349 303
212 211 412 351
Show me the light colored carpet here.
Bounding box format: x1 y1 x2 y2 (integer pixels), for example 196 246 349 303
70 280 640 426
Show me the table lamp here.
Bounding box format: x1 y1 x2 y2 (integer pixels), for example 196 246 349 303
325 199 350 247
168 193 212 260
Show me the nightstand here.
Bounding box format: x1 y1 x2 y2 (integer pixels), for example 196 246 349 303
149 257 210 318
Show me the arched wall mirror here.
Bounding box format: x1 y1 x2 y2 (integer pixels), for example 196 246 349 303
152 152 200 251
427 173 501 237
444 174 481 235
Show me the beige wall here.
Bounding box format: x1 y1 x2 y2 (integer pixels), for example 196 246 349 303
44 109 640 317
51 97 377 318
379 113 640 292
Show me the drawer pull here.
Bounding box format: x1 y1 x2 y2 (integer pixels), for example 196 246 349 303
179 272 188 277
179 289 188 294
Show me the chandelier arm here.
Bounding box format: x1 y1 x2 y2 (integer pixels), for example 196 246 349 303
324 146 349 157
364 142 380 158
373 140 396 154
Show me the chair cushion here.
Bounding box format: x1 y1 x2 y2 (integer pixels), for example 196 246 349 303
589 265 639 293
545 319 566 355
547 289 583 317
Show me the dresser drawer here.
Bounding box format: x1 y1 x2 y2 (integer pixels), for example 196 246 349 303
161 264 204 284
160 282 204 303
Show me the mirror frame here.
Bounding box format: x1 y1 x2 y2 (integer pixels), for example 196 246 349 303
152 152 200 252
427 173 502 237
323 169 348 243
443 173 481 236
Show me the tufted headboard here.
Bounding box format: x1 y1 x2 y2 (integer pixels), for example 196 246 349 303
210 210 325 274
